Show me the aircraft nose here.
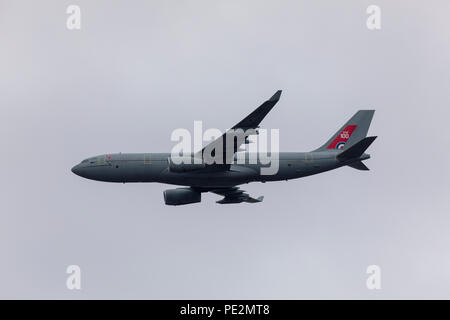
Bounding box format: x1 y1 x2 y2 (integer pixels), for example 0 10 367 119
71 164 81 176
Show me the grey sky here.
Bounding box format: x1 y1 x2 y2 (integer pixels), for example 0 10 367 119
1 0 450 299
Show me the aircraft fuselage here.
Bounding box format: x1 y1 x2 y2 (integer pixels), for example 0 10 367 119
71 151 366 188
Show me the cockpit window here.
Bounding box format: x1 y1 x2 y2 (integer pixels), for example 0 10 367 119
82 157 96 164
81 157 107 165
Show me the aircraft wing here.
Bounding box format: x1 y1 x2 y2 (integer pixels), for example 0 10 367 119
210 187 264 204
196 90 282 166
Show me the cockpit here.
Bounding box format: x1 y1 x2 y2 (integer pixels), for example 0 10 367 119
72 155 111 178
80 156 109 165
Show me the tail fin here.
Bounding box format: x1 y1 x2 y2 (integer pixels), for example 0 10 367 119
315 110 375 151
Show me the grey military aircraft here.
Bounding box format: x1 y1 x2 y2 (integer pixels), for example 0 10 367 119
71 90 376 205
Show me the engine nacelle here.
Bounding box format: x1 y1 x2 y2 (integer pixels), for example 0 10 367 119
168 156 206 173
163 188 201 205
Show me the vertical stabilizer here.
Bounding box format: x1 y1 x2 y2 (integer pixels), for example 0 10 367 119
315 110 375 151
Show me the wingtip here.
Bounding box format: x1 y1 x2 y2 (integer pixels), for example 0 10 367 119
269 90 282 102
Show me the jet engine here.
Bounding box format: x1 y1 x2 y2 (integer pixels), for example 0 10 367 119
168 156 206 173
163 188 201 205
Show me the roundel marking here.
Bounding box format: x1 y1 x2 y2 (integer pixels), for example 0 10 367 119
336 142 345 150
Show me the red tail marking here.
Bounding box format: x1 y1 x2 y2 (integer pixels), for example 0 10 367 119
327 125 357 150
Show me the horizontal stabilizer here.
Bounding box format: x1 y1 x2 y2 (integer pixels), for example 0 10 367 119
347 161 370 171
337 136 377 161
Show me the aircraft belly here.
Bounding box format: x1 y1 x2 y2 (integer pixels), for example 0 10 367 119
159 166 258 187
104 162 166 183
294 159 338 177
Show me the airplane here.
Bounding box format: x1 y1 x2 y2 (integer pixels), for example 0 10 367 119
71 90 376 205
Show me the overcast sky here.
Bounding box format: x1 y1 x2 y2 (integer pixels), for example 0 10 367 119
1 0 450 299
